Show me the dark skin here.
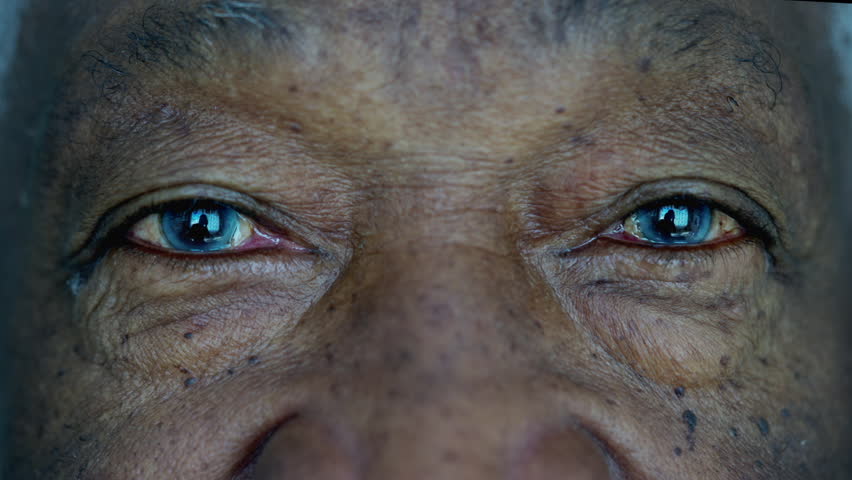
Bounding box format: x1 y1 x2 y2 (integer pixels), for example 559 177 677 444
5 0 851 478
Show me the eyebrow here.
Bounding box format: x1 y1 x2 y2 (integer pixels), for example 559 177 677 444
77 1 296 99
53 0 790 160
73 0 783 102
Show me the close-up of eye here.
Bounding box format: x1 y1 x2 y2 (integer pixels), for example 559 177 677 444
128 199 282 254
604 197 745 247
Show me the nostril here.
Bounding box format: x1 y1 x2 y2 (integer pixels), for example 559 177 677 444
232 414 299 480
251 415 359 480
511 425 615 480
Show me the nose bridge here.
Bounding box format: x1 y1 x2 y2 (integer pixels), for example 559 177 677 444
342 242 536 383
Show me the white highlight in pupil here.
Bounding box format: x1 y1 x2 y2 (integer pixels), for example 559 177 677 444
190 210 220 234
658 206 689 230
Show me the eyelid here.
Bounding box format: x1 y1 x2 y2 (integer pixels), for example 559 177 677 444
551 178 783 259
65 184 314 269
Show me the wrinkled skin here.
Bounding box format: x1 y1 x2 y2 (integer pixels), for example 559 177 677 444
5 0 851 478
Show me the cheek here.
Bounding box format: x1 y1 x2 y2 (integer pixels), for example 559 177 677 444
73 248 337 383
544 241 780 387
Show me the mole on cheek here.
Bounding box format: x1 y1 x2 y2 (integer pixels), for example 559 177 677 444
682 409 698 450
755 417 770 437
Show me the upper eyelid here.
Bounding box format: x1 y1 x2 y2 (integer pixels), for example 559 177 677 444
64 184 296 269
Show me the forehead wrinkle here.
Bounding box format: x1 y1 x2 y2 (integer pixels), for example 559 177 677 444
48 0 796 171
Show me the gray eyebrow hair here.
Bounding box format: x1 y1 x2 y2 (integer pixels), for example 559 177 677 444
78 0 297 101
200 1 279 28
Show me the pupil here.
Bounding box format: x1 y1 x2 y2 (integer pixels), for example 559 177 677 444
656 208 680 238
635 200 712 245
161 201 239 252
186 213 213 244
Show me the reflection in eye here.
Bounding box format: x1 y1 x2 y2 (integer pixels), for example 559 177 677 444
128 199 273 253
614 198 744 246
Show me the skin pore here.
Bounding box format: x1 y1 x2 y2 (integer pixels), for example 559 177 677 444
5 0 851 478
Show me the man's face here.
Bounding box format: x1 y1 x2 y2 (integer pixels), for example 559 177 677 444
8 0 850 478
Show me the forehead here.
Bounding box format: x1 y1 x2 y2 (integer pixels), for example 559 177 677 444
58 0 793 156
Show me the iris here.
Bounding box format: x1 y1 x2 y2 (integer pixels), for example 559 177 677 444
161 200 240 252
633 201 713 245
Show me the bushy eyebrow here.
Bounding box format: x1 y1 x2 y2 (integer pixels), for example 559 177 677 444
77 1 297 101
73 0 783 101
51 0 789 156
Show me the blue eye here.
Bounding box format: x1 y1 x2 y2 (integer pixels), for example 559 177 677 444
161 200 241 252
631 201 713 245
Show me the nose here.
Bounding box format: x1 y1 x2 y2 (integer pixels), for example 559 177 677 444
253 245 615 479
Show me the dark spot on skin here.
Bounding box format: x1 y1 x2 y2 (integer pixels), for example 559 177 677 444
682 410 697 433
248 356 260 366
781 408 791 418
325 352 335 364
730 427 739 437
327 304 336 312
605 398 617 406
758 357 768 366
571 135 594 146
554 106 566 114
55 369 65 378
442 449 460 463
674 447 682 456
184 377 197 387
591 353 599 359
637 57 652 73
183 332 193 339
120 334 129 345
756 417 770 436
289 122 303 133
78 435 89 442
504 157 514 164
329 383 341 396
288 85 298 93
227 369 235 375
674 386 685 398
719 355 730 367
